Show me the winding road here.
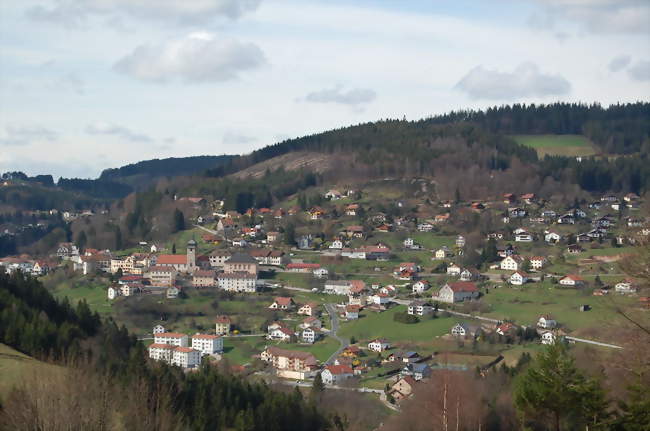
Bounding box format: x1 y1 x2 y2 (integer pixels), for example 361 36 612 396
324 303 349 365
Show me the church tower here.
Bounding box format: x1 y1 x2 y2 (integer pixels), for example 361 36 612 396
187 239 197 270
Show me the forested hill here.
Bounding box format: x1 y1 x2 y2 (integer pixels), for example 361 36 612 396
99 155 236 187
426 102 650 154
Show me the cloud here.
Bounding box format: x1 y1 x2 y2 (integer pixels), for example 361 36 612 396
85 122 153 142
0 125 58 146
531 0 649 34
27 0 261 27
223 132 257 146
628 60 650 81
304 86 377 106
608 55 631 72
114 32 266 84
455 62 571 100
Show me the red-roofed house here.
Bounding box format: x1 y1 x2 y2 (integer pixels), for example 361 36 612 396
321 365 354 385
559 274 585 287
269 297 296 311
435 282 480 303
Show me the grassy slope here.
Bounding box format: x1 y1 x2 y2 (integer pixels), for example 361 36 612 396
0 343 60 399
512 134 597 157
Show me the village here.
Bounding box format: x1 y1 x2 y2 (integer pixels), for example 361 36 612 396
1 186 648 407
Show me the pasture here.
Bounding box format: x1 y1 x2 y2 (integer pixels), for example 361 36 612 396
512 134 597 157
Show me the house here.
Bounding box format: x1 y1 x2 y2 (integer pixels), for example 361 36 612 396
108 285 120 300
341 345 361 358
503 193 517 204
267 231 280 242
417 222 434 232
521 193 536 204
345 204 360 216
313 267 329 279
559 274 585 287
308 206 326 220
344 225 364 238
435 282 480 304
567 244 584 254
446 263 462 276
208 250 231 268
450 323 482 338
191 334 223 355
537 315 557 329
297 235 314 250
412 280 431 293
541 210 557 219
515 231 534 242
223 253 258 275
301 327 322 344
541 331 556 345
496 322 516 336
321 365 354 385
215 316 231 335
624 193 640 202
269 297 296 311
345 305 360 320
298 302 320 317
401 363 432 381
497 244 516 258
509 271 529 286
369 293 391 305
192 270 216 288
324 280 364 296
325 189 343 200
389 376 417 402
329 239 344 249
455 235 466 247
56 242 79 259
434 246 453 259
435 213 451 223
404 238 421 249
388 350 420 363
509 207 527 218
166 286 180 299
260 347 318 380
156 240 197 272
615 279 638 294
368 338 391 352
558 214 575 225
500 255 524 271
299 316 322 330
153 325 166 335
530 256 547 270
267 326 295 342
408 300 433 316
459 268 480 282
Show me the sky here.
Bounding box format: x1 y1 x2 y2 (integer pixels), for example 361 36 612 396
1 0 649 179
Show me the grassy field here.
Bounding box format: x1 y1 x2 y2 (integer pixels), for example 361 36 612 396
338 305 466 343
512 134 597 157
479 284 638 335
0 343 60 399
43 273 114 315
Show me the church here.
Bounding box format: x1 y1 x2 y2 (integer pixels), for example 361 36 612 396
156 239 197 272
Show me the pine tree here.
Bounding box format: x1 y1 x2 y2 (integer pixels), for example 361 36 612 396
310 372 325 402
173 209 185 233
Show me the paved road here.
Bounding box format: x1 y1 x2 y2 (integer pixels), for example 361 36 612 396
324 303 349 365
565 336 623 349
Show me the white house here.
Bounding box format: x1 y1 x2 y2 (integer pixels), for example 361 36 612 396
434 246 452 260
434 282 479 304
153 325 166 334
368 338 391 352
321 365 353 385
329 239 344 249
515 232 534 242
108 286 120 300
407 301 433 316
217 273 257 293
191 334 223 355
615 280 637 294
500 255 524 271
267 326 295 342
446 263 462 276
545 232 561 243
530 256 547 270
537 315 557 329
509 271 529 286
313 267 329 279
345 305 360 320
541 331 556 345
450 323 481 338
301 327 322 344
559 274 585 287
412 280 431 294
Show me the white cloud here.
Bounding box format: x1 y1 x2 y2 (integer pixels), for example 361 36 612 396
608 55 631 72
114 32 266 84
455 62 571 100
628 60 650 81
85 122 153 142
0 125 58 146
531 0 649 34
304 86 377 106
27 0 261 27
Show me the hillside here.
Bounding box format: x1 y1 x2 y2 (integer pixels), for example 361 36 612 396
0 343 59 399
